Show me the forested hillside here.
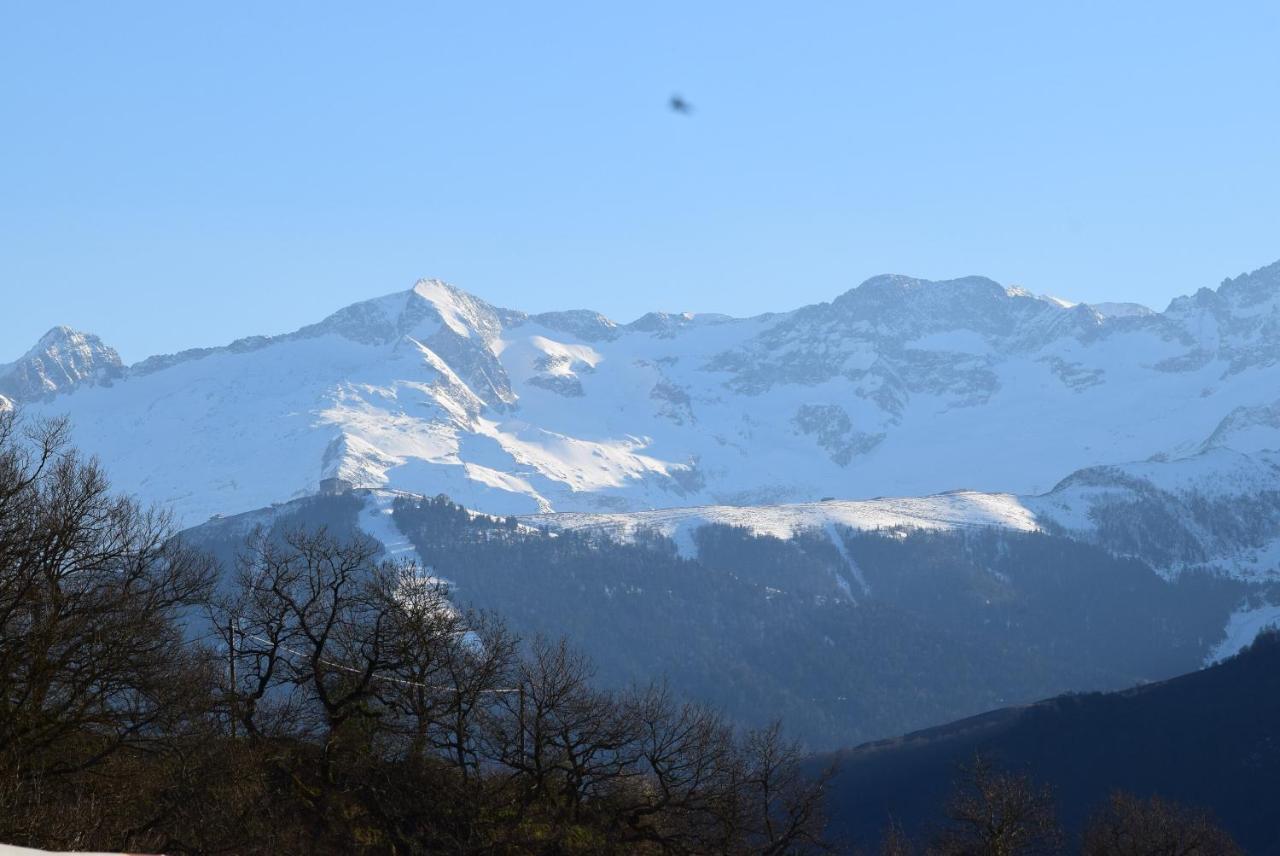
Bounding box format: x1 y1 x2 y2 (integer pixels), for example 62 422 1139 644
182 490 1266 750
184 490 1264 750
819 631 1280 853
389 495 1253 748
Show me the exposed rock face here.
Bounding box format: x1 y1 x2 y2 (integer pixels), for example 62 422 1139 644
0 326 124 401
527 309 619 342
791 404 877 466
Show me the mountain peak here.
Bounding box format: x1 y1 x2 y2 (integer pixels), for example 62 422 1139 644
36 324 84 346
296 278 507 347
529 309 620 342
0 326 124 402
410 277 469 308
823 273 1073 339
1217 258 1280 308
407 278 510 340
834 274 1039 312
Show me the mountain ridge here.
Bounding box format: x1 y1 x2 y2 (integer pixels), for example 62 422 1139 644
818 630 1280 852
15 259 1280 526
5 271 1157 378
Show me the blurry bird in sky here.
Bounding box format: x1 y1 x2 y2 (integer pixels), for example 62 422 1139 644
669 94 693 115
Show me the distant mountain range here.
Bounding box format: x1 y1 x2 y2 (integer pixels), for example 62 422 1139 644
8 260 1280 533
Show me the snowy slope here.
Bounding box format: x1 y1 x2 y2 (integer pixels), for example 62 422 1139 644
357 489 427 566
16 259 1280 527
1206 601 1280 662
523 491 1039 558
1026 447 1280 578
526 446 1280 581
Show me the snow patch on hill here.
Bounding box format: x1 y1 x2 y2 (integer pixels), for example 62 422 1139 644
522 491 1039 558
1206 601 1280 663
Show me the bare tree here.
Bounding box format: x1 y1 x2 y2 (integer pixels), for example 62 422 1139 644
492 636 634 816
215 527 404 763
0 412 215 841
372 566 462 761
930 756 1062 856
734 721 834 855
429 609 517 781
1081 791 1242 856
613 682 740 852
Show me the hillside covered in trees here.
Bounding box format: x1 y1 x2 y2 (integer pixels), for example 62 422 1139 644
184 490 1261 750
401 493 1261 747
819 630 1280 853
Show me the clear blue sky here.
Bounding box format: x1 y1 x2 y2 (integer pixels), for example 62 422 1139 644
3 1 1279 362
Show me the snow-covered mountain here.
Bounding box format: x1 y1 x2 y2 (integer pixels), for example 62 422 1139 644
15 259 1280 527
